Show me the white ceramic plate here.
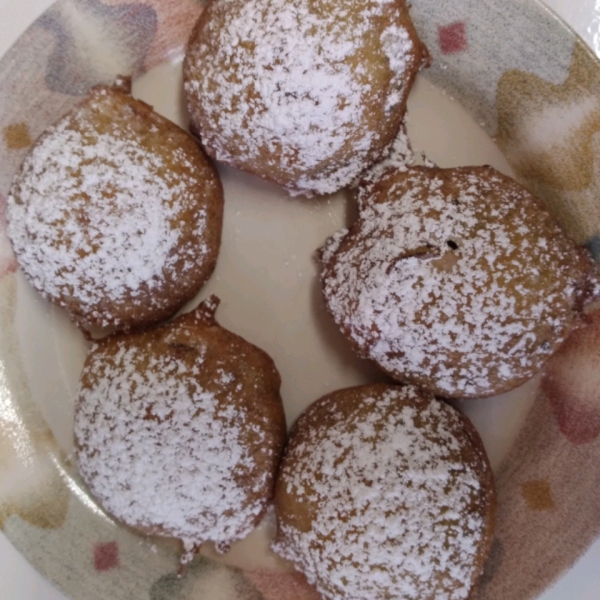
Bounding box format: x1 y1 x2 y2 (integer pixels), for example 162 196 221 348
1 0 600 598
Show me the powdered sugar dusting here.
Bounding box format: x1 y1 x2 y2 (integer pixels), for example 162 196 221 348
7 86 216 328
321 167 588 397
274 386 491 600
75 340 266 548
382 25 413 111
184 0 419 196
356 122 415 186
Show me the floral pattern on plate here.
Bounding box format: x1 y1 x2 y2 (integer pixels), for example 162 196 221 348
1 1 600 599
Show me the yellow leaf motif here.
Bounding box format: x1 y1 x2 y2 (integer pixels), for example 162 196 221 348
0 418 69 530
496 41 600 243
2 123 32 150
521 479 555 512
0 275 69 531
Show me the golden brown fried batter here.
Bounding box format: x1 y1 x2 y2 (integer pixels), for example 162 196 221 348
320 165 595 398
273 383 495 600
183 0 428 196
8 77 224 334
75 296 287 556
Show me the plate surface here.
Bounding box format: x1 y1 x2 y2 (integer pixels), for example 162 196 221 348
1 0 600 599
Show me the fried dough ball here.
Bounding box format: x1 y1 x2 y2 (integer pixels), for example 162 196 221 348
7 77 223 334
183 0 427 197
74 296 286 556
320 165 595 398
273 383 495 600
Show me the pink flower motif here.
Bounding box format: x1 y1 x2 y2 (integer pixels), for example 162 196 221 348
93 541 120 571
542 312 600 445
438 21 468 55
